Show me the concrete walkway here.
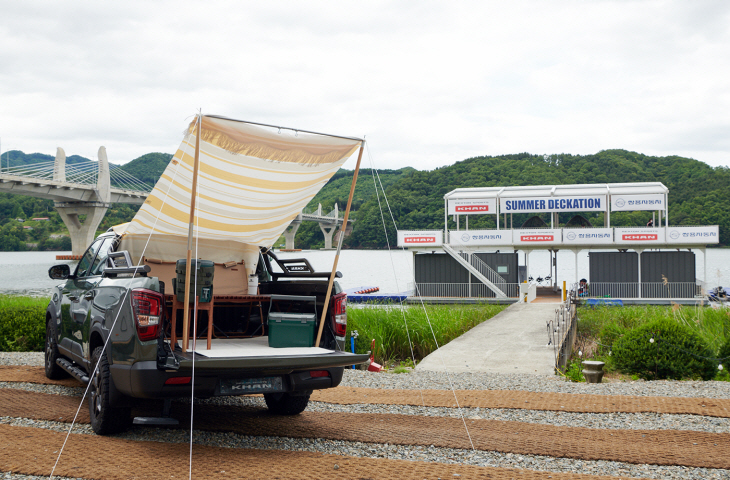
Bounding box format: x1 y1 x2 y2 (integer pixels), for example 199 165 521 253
416 302 559 375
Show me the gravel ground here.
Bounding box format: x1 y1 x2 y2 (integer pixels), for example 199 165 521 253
342 369 730 399
2 352 729 480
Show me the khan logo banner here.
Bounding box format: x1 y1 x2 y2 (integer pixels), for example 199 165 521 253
447 198 496 215
404 236 436 243
622 234 658 241
397 230 443 247
521 235 554 242
455 205 489 212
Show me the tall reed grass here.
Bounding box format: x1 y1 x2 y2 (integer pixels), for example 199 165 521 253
347 303 507 364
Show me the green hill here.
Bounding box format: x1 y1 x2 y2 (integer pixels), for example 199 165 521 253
120 152 172 186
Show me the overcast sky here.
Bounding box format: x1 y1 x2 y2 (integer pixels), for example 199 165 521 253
1 1 729 172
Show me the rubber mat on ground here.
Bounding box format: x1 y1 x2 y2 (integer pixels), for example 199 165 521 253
311 387 730 417
0 365 83 387
0 423 640 480
1 388 728 469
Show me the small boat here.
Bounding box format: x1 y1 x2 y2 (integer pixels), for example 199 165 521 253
346 286 409 303
708 286 730 309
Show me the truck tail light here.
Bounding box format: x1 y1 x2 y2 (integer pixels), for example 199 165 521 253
309 370 330 378
132 288 163 341
331 293 347 338
164 376 191 385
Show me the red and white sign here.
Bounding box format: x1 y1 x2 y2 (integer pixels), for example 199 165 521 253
397 230 443 247
404 236 436 243
615 228 665 244
447 198 496 215
622 234 658 241
512 229 561 245
522 234 554 242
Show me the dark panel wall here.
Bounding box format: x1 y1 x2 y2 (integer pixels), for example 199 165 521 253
589 252 638 283
414 252 518 284
414 253 469 283
589 251 696 283
640 251 696 283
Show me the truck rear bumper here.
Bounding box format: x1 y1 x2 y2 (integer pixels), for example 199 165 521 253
110 351 369 400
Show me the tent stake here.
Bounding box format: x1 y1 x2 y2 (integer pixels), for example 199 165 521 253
315 141 365 347
181 114 202 353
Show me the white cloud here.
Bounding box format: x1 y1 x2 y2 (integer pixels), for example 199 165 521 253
1 0 728 170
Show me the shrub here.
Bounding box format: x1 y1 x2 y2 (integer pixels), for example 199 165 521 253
563 358 585 382
613 318 716 380
0 296 48 352
598 322 627 352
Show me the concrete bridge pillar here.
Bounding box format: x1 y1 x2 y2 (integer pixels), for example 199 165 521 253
54 146 112 256
283 216 302 250
318 222 339 250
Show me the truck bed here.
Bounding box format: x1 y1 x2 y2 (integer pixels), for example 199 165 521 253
177 336 335 358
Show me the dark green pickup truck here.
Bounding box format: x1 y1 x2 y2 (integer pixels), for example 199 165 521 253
45 229 369 435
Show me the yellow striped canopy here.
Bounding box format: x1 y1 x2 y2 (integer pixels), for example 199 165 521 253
118 115 361 274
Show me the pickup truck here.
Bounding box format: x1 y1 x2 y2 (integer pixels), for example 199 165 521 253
45 229 369 435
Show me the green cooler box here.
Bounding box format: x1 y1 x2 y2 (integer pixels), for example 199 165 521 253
267 312 316 348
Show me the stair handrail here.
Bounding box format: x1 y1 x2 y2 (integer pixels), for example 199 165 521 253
442 244 507 298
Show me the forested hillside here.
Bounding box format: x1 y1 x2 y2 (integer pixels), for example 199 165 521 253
0 148 726 250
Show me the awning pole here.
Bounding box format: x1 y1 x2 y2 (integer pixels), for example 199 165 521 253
315 141 365 347
181 114 202 353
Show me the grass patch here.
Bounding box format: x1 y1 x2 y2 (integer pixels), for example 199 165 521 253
347 303 507 365
577 304 730 381
0 295 48 352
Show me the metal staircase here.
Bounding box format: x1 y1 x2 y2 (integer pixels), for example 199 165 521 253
442 244 507 298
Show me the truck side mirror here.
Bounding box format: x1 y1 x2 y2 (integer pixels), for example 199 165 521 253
48 264 71 280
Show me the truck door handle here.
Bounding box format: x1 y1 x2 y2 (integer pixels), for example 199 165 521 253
83 292 95 300
68 295 79 301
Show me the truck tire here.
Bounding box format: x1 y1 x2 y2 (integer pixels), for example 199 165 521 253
44 321 68 380
89 346 131 435
264 392 311 415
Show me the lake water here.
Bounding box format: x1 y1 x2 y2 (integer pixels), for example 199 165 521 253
2 248 729 297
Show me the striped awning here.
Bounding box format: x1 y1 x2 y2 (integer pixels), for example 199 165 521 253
118 115 361 272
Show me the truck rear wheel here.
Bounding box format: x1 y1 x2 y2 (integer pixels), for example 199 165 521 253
89 346 131 435
264 392 310 415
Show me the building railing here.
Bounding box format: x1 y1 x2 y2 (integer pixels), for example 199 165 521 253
581 282 702 299
413 281 702 299
414 282 520 298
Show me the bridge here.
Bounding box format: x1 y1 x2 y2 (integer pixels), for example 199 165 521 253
0 147 353 255
283 203 355 250
0 147 151 256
